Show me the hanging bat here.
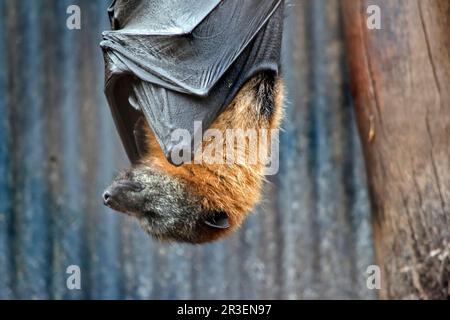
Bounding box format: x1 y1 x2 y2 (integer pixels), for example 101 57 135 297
101 0 285 243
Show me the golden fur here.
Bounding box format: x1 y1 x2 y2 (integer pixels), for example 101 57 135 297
139 76 284 241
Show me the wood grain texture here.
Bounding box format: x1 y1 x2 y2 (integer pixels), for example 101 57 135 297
342 0 450 299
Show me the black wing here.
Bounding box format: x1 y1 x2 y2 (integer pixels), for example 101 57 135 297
101 0 284 164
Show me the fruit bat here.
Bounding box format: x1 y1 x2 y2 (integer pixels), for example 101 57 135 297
101 0 284 243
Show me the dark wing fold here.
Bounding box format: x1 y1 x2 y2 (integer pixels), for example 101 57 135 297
101 0 284 163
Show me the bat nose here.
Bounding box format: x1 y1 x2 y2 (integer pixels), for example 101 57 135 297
102 180 143 207
103 191 112 205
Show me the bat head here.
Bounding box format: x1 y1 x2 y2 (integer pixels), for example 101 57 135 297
103 72 283 243
103 167 230 243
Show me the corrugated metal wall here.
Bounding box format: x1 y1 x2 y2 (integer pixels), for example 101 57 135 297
0 0 376 299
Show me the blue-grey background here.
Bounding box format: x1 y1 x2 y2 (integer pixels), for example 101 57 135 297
0 0 375 299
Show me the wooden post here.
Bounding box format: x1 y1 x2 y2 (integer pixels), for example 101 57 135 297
342 0 450 299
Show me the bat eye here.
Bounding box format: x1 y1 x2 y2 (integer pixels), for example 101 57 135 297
204 211 230 229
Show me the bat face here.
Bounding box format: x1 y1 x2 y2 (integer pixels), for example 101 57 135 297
103 167 227 243
103 73 283 243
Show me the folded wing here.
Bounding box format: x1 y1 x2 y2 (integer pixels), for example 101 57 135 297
102 0 284 163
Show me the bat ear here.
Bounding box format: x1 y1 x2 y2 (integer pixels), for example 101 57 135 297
204 211 230 229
